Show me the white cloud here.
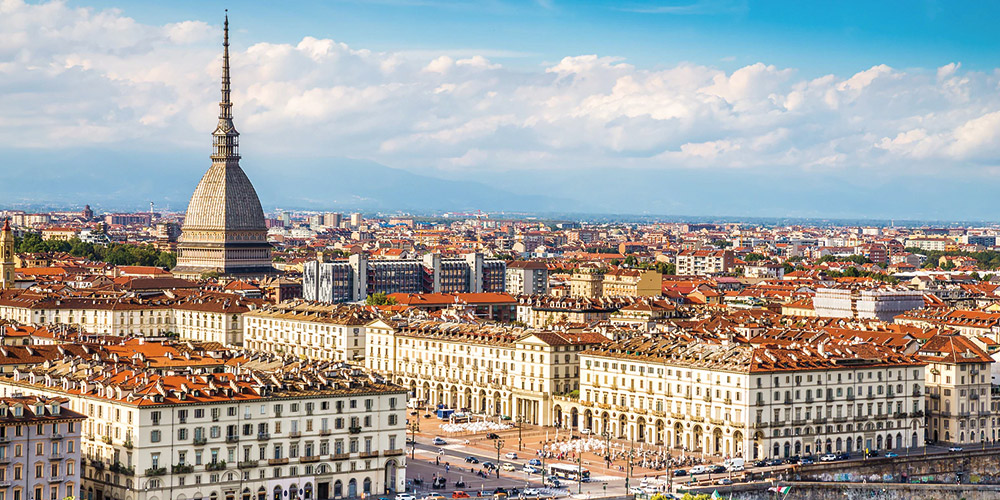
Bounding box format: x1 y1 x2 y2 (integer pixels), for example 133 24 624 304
4 0 1000 179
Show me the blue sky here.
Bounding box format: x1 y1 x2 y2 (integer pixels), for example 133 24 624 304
74 0 1000 75
4 0 1000 218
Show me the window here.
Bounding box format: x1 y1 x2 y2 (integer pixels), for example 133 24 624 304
151 430 161 443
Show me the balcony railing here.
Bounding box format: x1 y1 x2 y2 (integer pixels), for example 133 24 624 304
268 458 289 466
172 464 195 474
110 463 135 476
226 435 239 444
385 449 405 456
257 433 271 441
348 426 362 434
206 461 227 471
238 460 258 469
319 429 332 436
193 437 208 446
300 456 321 463
145 467 166 477
289 431 301 438
331 453 350 461
359 451 379 459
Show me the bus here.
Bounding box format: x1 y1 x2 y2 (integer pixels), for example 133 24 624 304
547 463 590 482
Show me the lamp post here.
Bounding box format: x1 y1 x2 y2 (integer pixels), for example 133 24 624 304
517 414 526 451
409 418 420 459
602 428 611 470
495 439 505 479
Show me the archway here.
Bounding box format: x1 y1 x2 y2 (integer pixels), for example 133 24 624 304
363 478 371 495
674 422 684 448
655 420 665 445
636 417 646 443
570 408 579 429
385 460 398 493
733 431 744 457
334 481 343 498
273 486 282 500
553 405 563 428
348 479 357 498
712 428 723 455
692 426 703 452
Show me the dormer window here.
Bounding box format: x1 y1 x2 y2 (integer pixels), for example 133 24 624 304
13 407 22 417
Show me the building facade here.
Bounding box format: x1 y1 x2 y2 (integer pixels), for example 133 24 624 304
504 261 549 296
0 397 85 500
675 250 735 276
243 303 375 361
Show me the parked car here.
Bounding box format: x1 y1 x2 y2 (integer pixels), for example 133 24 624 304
690 465 708 475
798 457 814 465
885 452 899 458
501 463 516 471
726 464 744 472
465 456 480 464
836 453 851 461
504 452 518 460
765 459 783 467
715 478 733 485
396 494 415 500
451 492 470 499
949 446 964 452
528 459 542 466
492 488 507 496
820 454 837 462
752 460 767 468
673 469 687 477
433 437 447 445
708 465 726 474
864 450 880 458
581 428 592 435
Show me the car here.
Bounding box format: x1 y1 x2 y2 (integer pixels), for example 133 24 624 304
798 457 814 465
522 465 540 474
885 452 898 458
820 454 837 462
522 489 540 498
726 465 744 472
433 437 447 445
836 453 851 461
528 458 542 466
752 460 767 468
486 433 500 440
864 450 880 458
544 477 562 488
689 465 708 475
492 488 508 496
673 469 687 477
451 493 470 499
949 446 964 452
508 488 520 497
708 465 726 474
504 452 518 460
501 463 516 471
715 478 733 485
422 495 445 500
581 428 592 435
482 462 497 470
766 459 783 467
406 437 415 445
424 414 433 419
628 487 643 495
465 456 480 464
396 494 416 500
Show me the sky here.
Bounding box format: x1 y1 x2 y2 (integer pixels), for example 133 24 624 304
4 0 1000 219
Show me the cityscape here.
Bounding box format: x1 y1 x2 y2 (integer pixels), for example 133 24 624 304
4 2 1000 500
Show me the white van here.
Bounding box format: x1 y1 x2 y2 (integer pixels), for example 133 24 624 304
690 465 708 475
724 458 745 471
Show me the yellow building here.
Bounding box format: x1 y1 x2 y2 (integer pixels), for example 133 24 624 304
602 269 661 297
569 271 603 298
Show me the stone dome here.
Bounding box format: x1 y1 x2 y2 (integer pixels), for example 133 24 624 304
182 162 266 232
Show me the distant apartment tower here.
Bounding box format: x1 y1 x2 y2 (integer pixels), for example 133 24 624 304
324 212 343 227
104 213 152 226
813 287 925 322
505 261 549 296
303 252 506 303
350 212 363 227
675 249 735 275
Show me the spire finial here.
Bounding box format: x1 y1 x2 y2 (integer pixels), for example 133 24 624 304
212 10 240 161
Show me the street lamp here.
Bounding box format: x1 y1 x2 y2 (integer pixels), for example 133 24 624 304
517 415 526 451
495 439 506 479
601 429 611 469
409 418 420 459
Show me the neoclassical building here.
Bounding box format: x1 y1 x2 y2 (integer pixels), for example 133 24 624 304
553 336 927 460
173 15 273 279
364 318 605 424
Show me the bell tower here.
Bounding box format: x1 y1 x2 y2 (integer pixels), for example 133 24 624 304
0 219 14 289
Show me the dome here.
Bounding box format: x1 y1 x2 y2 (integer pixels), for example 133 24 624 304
182 162 266 232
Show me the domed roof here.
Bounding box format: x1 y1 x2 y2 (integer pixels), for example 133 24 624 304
182 162 266 232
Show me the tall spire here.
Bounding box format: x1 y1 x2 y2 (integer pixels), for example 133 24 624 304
212 10 240 161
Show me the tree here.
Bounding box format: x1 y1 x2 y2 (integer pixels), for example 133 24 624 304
656 262 676 275
624 255 638 267
200 271 221 280
365 293 398 306
782 262 795 275
744 253 766 262
610 259 621 267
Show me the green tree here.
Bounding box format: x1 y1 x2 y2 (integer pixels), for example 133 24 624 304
744 253 767 262
365 292 398 306
200 271 221 280
624 255 638 267
656 262 676 275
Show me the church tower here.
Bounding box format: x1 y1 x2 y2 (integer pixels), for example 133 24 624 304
0 219 14 289
172 13 273 279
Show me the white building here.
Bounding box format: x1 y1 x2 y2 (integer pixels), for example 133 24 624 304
243 302 376 361
813 287 924 322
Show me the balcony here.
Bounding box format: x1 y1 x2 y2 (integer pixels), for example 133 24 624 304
752 422 768 429
814 417 827 424
929 393 940 399
359 451 379 459
289 431 302 438
833 417 848 423
268 458 289 466
0 456 10 465
257 433 271 441
226 435 240 444
331 453 350 461
348 426 362 434
755 400 765 407
300 456 321 463
723 398 732 405
102 436 113 445
238 460 258 469
708 418 725 426
90 460 105 470
124 440 134 449
319 429 332 436
51 433 64 440
385 449 404 456
49 476 65 483
145 467 166 477
0 435 8 444
894 412 908 419
846 394 856 401
206 461 227 471
193 437 208 446
172 464 195 474
110 463 135 476
910 410 925 418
